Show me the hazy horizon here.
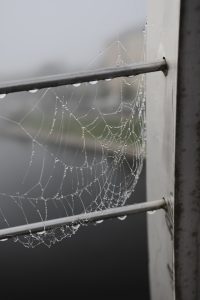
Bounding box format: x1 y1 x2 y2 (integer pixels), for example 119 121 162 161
0 0 146 80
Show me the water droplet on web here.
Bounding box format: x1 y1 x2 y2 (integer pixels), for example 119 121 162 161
73 224 80 230
96 219 104 224
0 94 6 99
73 83 81 87
29 89 38 93
89 80 98 85
118 215 127 221
147 210 156 215
37 230 45 235
0 238 8 241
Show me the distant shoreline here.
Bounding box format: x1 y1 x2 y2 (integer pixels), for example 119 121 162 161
0 126 145 159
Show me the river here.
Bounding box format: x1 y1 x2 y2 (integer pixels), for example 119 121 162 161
0 137 149 299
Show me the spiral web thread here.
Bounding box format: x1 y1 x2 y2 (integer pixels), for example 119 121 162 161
0 33 146 248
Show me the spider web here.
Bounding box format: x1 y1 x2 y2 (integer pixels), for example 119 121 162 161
0 34 146 248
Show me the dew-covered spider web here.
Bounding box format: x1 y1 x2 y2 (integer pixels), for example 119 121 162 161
0 33 146 248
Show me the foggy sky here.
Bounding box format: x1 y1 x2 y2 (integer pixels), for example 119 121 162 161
0 0 146 78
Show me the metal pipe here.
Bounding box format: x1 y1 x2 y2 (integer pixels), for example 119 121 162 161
0 60 167 95
0 199 166 240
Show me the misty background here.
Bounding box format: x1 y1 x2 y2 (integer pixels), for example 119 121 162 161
0 0 146 79
0 1 149 299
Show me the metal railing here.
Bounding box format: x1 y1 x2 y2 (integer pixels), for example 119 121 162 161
0 199 166 240
0 59 168 240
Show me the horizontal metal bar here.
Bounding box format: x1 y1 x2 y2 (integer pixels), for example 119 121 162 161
0 199 166 240
0 60 167 95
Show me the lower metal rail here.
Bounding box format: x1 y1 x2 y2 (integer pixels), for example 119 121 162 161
0 199 166 240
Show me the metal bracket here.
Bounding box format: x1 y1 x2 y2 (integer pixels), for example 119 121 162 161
164 195 174 240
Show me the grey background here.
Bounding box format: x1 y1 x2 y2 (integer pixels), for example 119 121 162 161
0 1 149 299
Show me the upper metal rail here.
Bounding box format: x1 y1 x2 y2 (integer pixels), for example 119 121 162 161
0 60 167 95
0 199 166 240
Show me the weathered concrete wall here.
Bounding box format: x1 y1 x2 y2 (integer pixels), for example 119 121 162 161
146 1 180 299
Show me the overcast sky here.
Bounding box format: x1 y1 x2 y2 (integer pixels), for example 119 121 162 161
0 0 146 79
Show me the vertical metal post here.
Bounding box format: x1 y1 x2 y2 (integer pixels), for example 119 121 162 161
175 1 200 299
